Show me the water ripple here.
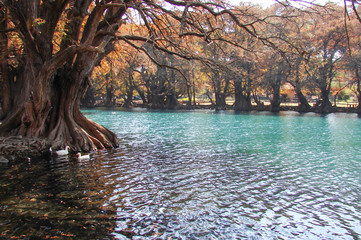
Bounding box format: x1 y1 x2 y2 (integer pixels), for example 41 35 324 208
2 110 361 239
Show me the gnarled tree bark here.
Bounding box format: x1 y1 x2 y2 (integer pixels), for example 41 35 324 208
0 0 130 152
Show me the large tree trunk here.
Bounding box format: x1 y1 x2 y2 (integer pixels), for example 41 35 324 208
0 61 118 152
0 0 127 153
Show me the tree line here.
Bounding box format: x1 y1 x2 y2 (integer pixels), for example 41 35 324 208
0 0 360 152
85 2 361 114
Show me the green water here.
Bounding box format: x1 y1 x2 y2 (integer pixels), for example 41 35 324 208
1 109 361 239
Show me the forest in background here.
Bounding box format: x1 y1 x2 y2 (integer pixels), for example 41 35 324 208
1 0 361 152
83 1 361 113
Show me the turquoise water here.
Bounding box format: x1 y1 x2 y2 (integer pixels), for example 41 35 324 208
1 109 361 239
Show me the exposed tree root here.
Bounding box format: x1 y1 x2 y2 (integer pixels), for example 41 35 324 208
1 103 119 155
46 111 119 153
0 136 51 159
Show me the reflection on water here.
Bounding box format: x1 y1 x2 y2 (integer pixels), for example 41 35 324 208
1 110 361 239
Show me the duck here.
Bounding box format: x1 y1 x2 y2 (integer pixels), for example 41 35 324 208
76 152 90 160
50 146 70 156
0 156 9 163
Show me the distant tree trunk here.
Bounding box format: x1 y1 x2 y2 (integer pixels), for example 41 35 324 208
319 94 333 113
186 83 192 106
290 74 311 112
234 94 252 111
355 68 361 114
215 92 227 108
269 72 283 112
295 89 311 112
252 92 264 110
186 67 196 107
144 65 180 109
123 88 134 108
167 62 179 109
122 69 134 108
185 71 193 106
271 82 281 112
105 83 115 107
149 94 164 109
165 92 178 109
192 82 196 106
134 85 147 104
317 80 333 113
234 79 252 111
81 87 96 108
209 70 230 109
205 89 214 106
288 56 311 112
265 57 288 112
139 67 153 105
316 64 333 113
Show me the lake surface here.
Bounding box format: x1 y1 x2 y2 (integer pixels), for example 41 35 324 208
1 109 361 239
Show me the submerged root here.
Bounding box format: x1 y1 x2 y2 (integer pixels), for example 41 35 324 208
74 108 119 150
47 111 119 153
1 103 119 154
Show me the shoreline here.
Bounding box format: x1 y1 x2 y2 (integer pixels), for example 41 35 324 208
83 103 360 114
1 105 359 161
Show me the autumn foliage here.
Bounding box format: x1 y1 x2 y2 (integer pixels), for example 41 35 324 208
0 1 360 152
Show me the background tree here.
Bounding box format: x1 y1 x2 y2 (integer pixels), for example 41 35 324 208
344 15 361 113
261 51 290 112
227 34 259 111
305 6 347 113
281 8 313 112
232 57 255 111
200 42 233 109
348 51 361 113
